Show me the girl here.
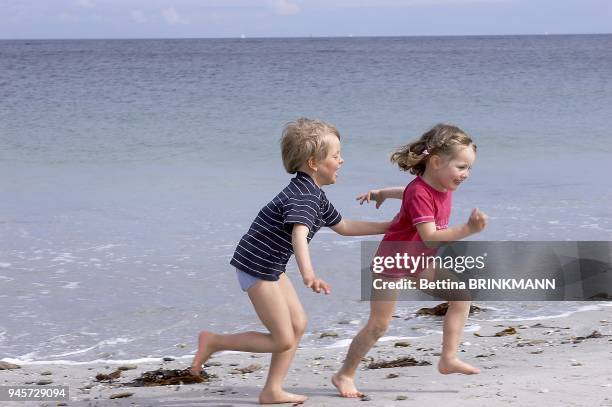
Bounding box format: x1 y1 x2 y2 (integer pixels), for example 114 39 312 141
332 123 488 398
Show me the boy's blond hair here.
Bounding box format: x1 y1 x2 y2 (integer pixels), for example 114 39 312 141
280 118 341 174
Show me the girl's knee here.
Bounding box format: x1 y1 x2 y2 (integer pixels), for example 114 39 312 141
365 319 389 339
448 301 471 311
273 330 295 352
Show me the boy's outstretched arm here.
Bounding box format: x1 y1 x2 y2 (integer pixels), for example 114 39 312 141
331 219 390 236
292 224 331 294
357 187 405 208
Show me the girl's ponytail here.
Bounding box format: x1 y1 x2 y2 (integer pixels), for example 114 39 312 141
391 124 475 175
390 140 430 175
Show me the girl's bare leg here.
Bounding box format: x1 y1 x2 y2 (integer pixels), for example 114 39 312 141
332 279 399 398
438 300 480 375
421 267 480 375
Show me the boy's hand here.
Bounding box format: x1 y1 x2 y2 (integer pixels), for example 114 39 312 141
356 189 385 209
467 208 488 234
303 273 331 295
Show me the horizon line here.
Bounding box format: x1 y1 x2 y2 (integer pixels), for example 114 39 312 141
1 32 611 41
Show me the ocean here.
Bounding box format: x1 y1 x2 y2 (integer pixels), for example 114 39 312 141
1 35 611 364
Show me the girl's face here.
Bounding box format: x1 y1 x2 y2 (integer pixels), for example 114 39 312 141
431 145 476 191
314 134 343 186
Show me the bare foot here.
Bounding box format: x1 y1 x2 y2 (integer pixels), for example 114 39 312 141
438 357 480 375
331 372 364 398
258 389 308 405
190 331 215 377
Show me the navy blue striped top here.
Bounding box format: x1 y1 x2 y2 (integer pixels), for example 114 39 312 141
230 171 342 281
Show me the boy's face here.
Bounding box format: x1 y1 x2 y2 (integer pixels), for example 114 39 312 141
316 134 343 186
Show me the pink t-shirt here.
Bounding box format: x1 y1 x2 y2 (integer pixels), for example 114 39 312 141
375 176 452 277
384 176 452 242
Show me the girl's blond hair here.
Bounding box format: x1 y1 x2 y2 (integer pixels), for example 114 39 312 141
281 118 340 174
390 123 476 175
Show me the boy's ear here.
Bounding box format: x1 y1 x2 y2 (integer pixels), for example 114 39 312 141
307 156 317 171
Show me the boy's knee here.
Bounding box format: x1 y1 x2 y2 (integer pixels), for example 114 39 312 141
293 315 308 338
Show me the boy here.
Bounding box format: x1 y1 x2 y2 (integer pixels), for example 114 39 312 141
190 118 389 404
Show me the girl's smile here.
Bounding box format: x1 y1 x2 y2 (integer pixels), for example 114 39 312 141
425 145 476 192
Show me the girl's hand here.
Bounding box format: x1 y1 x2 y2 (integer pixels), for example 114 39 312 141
303 274 331 295
467 208 488 233
356 189 386 209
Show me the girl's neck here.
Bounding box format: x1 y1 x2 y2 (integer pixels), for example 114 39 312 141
421 169 446 192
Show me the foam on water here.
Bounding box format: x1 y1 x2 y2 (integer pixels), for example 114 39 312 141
481 304 605 322
1 356 169 366
47 337 136 358
320 335 422 350
88 244 126 251
424 323 481 336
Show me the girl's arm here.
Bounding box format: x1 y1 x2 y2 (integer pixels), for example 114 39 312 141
357 187 405 208
416 208 488 243
292 224 331 294
331 219 391 236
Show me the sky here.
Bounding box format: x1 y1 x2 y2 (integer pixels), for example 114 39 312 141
1 0 611 39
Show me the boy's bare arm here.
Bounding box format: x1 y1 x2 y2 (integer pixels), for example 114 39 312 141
331 219 390 236
291 224 331 294
356 187 405 208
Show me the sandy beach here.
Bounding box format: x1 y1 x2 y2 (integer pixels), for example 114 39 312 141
2 304 611 407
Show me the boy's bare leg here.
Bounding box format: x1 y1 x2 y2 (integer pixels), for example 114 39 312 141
190 279 295 376
438 300 480 375
259 274 309 404
190 331 216 375
332 284 398 398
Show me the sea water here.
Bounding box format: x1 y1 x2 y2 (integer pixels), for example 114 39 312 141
1 35 611 363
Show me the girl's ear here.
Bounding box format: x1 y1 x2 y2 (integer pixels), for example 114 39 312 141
307 156 317 171
429 154 442 170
